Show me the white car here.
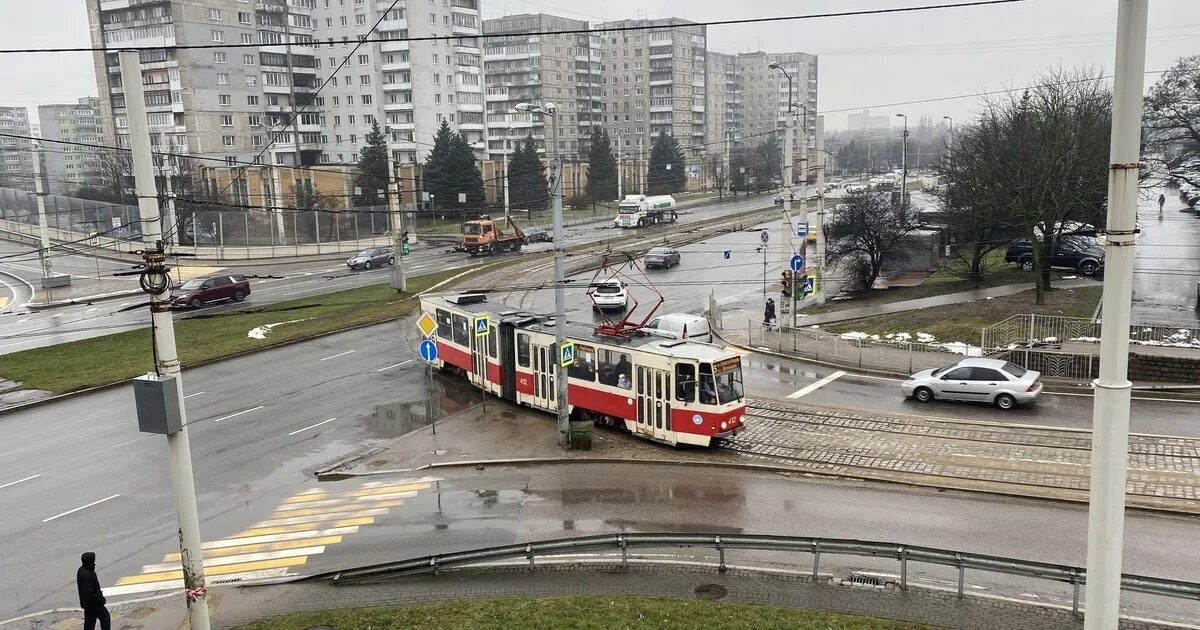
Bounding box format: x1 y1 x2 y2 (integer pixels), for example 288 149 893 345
901 358 1043 410
589 278 629 311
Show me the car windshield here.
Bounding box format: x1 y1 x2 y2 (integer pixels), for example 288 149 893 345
930 365 957 377
1001 362 1028 377
179 278 206 290
355 249 375 257
594 283 622 294
618 204 639 214
461 223 483 235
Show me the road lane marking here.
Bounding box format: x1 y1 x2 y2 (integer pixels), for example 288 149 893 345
253 507 390 528
0 474 39 490
318 350 356 362
166 531 355 557
282 481 433 503
43 494 121 523
787 370 846 399
116 556 307 585
171 537 343 560
288 417 337 436
141 546 329 573
238 517 374 537
1048 391 1200 404
275 491 418 511
183 391 206 399
212 405 265 423
376 359 413 371
0 297 7 309
273 499 406 518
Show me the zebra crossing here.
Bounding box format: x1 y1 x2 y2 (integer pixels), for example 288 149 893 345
104 477 439 596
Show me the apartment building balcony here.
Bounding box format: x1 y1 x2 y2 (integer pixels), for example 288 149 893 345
380 18 408 32
383 81 413 92
264 84 292 95
456 102 484 113
384 101 415 112
381 40 410 53
452 25 480 38
100 0 169 10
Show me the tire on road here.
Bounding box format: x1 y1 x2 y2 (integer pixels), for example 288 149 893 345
913 387 933 403
189 298 204 308
1078 261 1098 276
233 290 245 302
364 260 373 269
994 393 1016 410
388 256 395 265
1019 258 1035 272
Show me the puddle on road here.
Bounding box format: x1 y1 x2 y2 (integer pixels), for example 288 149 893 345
357 375 483 438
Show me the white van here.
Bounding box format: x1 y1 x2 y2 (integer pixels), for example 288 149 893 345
642 313 712 342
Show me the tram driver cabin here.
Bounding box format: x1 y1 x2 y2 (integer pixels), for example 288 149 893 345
420 293 746 447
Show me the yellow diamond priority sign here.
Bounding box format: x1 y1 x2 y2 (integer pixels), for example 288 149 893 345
416 312 437 338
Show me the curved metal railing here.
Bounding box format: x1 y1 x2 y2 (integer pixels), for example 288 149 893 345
318 533 1200 615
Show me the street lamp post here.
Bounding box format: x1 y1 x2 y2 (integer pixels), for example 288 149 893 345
896 113 909 209
771 61 801 327
516 102 570 449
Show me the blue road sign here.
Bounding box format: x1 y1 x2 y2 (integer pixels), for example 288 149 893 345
760 230 769 244
419 339 438 362
723 250 731 260
801 275 815 295
789 254 805 272
559 341 576 368
795 221 809 238
473 314 490 337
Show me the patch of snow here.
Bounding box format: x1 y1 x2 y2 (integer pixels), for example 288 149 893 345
1041 336 1059 343
248 318 310 340
916 332 936 343
839 331 869 340
1062 275 1079 279
985 296 994 300
940 342 984 357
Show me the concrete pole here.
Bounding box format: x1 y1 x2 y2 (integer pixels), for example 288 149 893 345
1083 1 1147 626
548 106 569 449
119 51 211 630
898 114 909 208
386 140 407 293
783 107 796 329
502 137 511 224
159 134 177 246
724 132 732 200
617 152 623 200
32 143 53 280
815 116 827 306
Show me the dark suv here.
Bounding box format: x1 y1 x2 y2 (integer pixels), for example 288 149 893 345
1004 236 1104 276
171 274 251 308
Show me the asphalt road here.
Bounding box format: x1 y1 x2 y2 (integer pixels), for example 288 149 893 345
1133 186 1200 326
0 193 777 355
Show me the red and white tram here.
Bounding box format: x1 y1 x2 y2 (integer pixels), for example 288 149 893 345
420 293 746 447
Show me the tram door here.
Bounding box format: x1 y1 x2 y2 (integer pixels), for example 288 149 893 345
531 343 555 410
471 332 488 390
636 366 673 442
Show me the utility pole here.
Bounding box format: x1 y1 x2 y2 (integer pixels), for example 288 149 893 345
617 152 623 200
158 133 177 246
32 142 54 282
386 133 406 293
502 133 511 224
1084 1 1148 627
896 113 909 208
814 116 827 306
770 61 799 327
120 50 211 630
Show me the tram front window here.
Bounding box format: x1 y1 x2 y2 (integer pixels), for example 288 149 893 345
704 358 744 404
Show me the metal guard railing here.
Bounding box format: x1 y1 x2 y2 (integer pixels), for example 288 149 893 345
322 533 1200 614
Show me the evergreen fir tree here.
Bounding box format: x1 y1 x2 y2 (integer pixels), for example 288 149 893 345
647 131 686 195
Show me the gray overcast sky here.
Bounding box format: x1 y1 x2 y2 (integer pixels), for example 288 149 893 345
1 0 1196 130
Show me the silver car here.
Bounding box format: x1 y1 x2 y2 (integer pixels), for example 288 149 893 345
901 358 1042 410
347 247 395 270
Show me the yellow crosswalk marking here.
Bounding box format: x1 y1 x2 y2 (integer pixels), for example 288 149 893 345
275 491 418 511
268 499 404 518
117 557 306 585
253 507 391 528
280 482 432 504
163 536 342 561
237 517 374 538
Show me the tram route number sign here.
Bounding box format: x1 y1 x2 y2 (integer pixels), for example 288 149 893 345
416 312 437 338
559 341 576 368
473 314 489 338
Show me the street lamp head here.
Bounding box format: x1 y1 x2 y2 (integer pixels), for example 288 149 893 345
514 103 533 113
895 113 906 118
543 102 557 114
768 62 781 70
942 116 952 121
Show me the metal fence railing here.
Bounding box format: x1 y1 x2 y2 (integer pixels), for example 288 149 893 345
321 533 1200 616
991 347 1100 381
982 314 1200 352
743 319 970 374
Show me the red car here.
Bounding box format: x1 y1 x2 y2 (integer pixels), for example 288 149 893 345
171 274 251 308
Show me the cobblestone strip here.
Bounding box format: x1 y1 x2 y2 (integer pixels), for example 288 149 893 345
729 401 1200 507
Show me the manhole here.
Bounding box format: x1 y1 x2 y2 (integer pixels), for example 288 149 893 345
847 574 886 587
694 583 727 600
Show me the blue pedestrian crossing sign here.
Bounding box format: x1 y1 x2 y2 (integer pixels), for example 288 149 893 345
559 341 576 368
801 274 815 296
419 339 438 362
473 314 489 338
789 254 805 272
723 250 731 260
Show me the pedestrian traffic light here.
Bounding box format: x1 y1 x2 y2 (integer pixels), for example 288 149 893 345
401 241 410 255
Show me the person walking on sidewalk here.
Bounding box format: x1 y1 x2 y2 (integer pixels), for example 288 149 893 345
763 298 777 330
1159 192 1166 215
76 552 111 630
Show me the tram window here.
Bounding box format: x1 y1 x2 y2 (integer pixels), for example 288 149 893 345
597 349 632 388
569 344 596 382
517 333 530 367
451 314 469 346
487 326 498 358
698 363 718 405
675 363 696 402
436 309 452 339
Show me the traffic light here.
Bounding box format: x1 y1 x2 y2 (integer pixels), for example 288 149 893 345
401 230 410 255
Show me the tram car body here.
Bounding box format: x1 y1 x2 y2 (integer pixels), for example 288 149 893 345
421 293 746 447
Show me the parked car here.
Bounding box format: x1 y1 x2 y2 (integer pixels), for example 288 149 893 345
346 247 395 270
643 246 681 269
641 313 712 342
523 227 551 243
1004 236 1104 276
171 274 251 308
902 358 1043 410
589 277 629 311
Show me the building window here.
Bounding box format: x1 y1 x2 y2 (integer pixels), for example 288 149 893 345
349 115 355 124
245 75 257 86
347 96 354 105
211 29 224 42
356 14 367 25
238 12 251 24
350 134 357 143
217 73 229 85
219 94 231 106
214 51 227 63
340 15 347 26
248 115 262 126
361 94 372 104
221 115 233 126
223 136 236 147
247 95 259 105
252 136 264 147
208 8 222 20
358 54 369 65
430 12 436 23
243 54 256 65
241 33 254 44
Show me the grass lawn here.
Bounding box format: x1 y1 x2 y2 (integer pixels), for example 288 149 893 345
0 267 474 394
803 251 1068 315
824 284 1103 346
234 596 938 630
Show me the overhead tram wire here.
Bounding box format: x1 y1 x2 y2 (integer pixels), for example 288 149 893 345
0 1 1033 55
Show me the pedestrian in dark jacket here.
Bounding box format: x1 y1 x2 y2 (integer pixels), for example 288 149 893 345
76 552 111 630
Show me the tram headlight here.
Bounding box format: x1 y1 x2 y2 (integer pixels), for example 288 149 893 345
720 421 728 431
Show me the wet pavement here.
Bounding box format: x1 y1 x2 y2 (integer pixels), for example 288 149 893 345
1133 186 1200 326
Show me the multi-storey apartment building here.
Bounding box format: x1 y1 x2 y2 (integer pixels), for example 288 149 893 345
0 106 35 191
37 98 104 195
596 18 706 161
87 0 324 184
704 51 738 153
732 51 818 180
847 109 891 133
482 13 602 160
312 0 483 165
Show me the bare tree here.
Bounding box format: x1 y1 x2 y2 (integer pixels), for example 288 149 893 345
825 190 924 291
934 69 1111 304
709 154 728 201
1143 54 1200 187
